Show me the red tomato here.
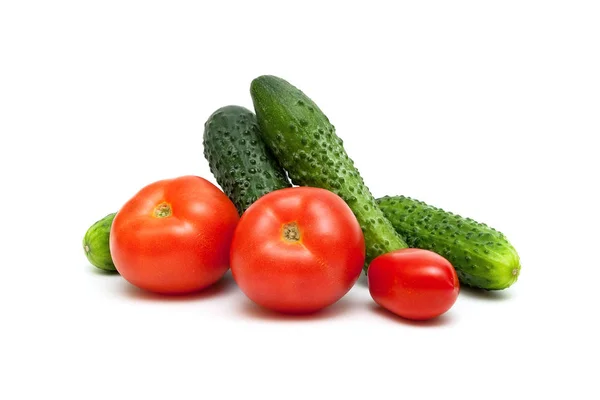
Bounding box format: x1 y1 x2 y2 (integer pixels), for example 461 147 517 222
368 249 459 320
230 187 365 313
110 175 239 294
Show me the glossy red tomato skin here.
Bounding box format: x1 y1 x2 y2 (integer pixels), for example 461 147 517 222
110 175 239 294
368 249 460 320
230 187 365 314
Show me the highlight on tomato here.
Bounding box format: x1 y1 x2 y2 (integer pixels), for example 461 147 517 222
110 175 239 294
230 187 365 314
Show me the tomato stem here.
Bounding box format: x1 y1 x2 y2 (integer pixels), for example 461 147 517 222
282 222 301 242
154 202 172 218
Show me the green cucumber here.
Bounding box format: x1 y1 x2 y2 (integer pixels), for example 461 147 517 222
250 75 408 265
83 213 117 272
377 196 520 289
203 105 292 214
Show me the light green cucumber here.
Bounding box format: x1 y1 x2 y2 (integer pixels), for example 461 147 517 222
83 213 117 272
251 75 408 265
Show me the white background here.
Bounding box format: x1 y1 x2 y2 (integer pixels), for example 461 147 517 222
1 1 599 399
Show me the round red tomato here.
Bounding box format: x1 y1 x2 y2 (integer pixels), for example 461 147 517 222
230 187 365 313
110 175 239 294
368 249 460 320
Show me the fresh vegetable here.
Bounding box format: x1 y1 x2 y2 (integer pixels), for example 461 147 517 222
110 175 239 294
203 105 292 214
83 213 117 272
230 187 365 313
251 75 407 266
377 195 520 290
368 249 460 320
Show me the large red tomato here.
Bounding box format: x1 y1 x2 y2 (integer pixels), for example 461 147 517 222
110 175 239 294
368 249 460 320
230 187 365 313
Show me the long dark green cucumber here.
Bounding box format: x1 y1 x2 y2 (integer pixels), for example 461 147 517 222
250 75 407 265
203 105 292 214
377 195 520 289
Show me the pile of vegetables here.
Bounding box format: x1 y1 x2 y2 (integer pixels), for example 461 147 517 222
83 75 521 321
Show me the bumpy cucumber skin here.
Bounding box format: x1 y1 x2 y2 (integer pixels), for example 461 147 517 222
204 105 292 215
377 196 520 290
83 213 117 272
250 75 408 265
